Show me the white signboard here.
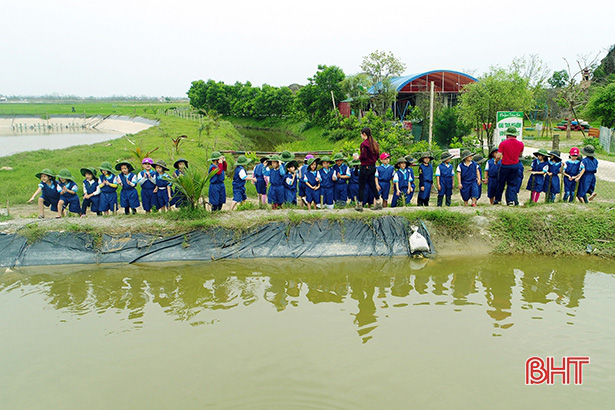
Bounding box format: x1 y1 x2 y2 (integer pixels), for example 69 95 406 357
495 111 523 144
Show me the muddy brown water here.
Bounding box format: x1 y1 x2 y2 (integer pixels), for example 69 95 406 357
1 256 614 408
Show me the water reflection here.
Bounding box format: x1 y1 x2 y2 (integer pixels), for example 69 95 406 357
1 256 609 342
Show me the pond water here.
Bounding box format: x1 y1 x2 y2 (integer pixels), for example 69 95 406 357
235 126 297 151
0 132 123 157
1 256 614 408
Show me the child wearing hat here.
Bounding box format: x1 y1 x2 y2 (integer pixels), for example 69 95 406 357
576 145 599 203
253 156 269 206
98 162 118 215
303 156 321 210
347 158 361 203
417 152 434 206
55 169 81 218
473 154 486 203
208 152 228 211
230 155 253 211
153 160 172 212
115 161 140 215
28 169 60 219
485 147 501 205
545 150 562 203
80 167 100 217
267 154 285 209
526 149 549 203
391 157 414 207
284 160 299 205
298 155 312 207
170 158 189 208
457 150 480 207
436 151 454 207
375 153 394 207
331 153 350 206
318 156 335 210
563 147 582 202
137 158 157 213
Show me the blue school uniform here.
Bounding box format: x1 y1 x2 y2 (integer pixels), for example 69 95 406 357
298 164 308 198
117 172 140 209
473 164 484 200
418 163 433 201
348 166 360 202
284 172 297 205
253 162 267 195
577 157 598 198
138 169 157 211
39 180 60 212
486 158 501 199
546 161 561 195
208 164 226 207
57 180 81 213
98 173 118 212
267 165 285 205
563 160 582 201
81 179 99 214
436 163 454 197
232 166 248 203
318 167 335 206
391 168 413 207
155 171 172 208
458 161 479 201
332 163 350 203
526 159 548 192
376 164 395 200
304 170 320 204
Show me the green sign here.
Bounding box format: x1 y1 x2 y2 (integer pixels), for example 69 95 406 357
496 111 523 142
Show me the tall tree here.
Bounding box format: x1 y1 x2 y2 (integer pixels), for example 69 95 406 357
360 50 406 117
296 65 345 123
584 82 615 128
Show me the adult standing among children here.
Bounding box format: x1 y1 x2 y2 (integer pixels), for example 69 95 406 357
356 127 382 211
495 126 525 205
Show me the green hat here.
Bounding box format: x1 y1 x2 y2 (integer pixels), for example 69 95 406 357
320 155 332 163
35 168 55 179
332 152 346 162
460 149 474 161
80 167 97 177
209 151 223 161
394 157 409 168
440 151 453 161
348 158 360 166
280 150 295 162
235 155 252 166
306 157 320 166
99 161 115 173
489 146 499 158
473 154 486 164
173 158 189 169
418 152 434 161
56 168 74 181
533 148 550 158
505 126 519 137
269 154 282 162
154 160 169 171
286 160 299 169
404 155 416 164
115 161 135 172
548 150 561 160
581 145 595 157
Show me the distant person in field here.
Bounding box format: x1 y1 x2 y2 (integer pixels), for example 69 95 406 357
495 126 525 205
356 127 382 211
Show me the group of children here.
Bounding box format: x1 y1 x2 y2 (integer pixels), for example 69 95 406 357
28 144 600 217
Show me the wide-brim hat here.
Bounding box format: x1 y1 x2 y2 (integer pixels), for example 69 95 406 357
505 126 519 136
154 160 169 171
548 150 561 160
173 158 189 169
56 168 74 181
286 160 299 169
533 148 550 158
418 152 434 161
348 159 360 166
488 146 499 157
320 155 332 163
307 157 320 167
461 150 474 161
394 157 409 168
235 155 252 166
280 150 295 162
581 145 595 157
269 154 282 162
99 161 115 173
440 151 453 161
332 153 346 162
80 167 97 177
35 168 55 179
404 155 416 164
209 151 223 161
473 154 486 164
115 161 134 172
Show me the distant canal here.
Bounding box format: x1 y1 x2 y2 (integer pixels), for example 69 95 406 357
1 256 613 408
0 131 123 157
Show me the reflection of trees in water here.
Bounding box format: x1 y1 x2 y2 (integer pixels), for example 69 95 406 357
0 258 590 340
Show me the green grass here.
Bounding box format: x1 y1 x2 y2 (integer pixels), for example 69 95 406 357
0 101 185 117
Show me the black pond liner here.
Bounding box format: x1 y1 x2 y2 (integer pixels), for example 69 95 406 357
0 216 435 268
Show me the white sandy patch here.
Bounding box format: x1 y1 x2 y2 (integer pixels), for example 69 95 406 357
0 115 157 136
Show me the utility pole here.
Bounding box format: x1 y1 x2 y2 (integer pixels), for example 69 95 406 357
428 81 435 147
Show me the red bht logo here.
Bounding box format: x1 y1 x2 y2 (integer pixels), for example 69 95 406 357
525 356 590 385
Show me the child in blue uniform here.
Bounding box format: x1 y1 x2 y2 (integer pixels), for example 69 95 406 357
28 169 59 219
347 159 361 204
436 151 454 207
115 161 140 214
331 153 350 207
457 150 480 207
80 167 100 217
284 160 299 205
253 157 269 206
318 156 335 210
563 147 582 202
170 158 189 208
55 169 81 218
545 150 562 202
526 149 549 203
417 152 434 206
98 161 118 215
230 155 253 210
473 154 486 204
267 154 285 209
138 158 157 213
375 152 394 207
485 147 501 205
208 152 227 211
391 157 413 207
298 155 312 207
577 145 599 203
303 157 320 210
153 160 172 212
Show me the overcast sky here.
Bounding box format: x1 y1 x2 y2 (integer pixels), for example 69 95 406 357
1 0 613 97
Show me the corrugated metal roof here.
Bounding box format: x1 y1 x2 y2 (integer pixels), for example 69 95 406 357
369 70 478 94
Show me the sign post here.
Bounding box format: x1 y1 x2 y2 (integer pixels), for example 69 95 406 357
496 111 523 144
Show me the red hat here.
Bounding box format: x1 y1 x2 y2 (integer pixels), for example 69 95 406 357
569 147 580 156
379 152 390 161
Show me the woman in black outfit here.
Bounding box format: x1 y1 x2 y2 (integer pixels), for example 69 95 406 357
356 127 382 211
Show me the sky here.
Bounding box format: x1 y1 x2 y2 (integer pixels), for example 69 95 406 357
0 0 613 97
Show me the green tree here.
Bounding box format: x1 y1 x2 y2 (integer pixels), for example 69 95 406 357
296 65 345 123
592 44 615 84
433 107 471 147
360 50 406 117
341 73 371 117
584 82 615 128
548 70 569 88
